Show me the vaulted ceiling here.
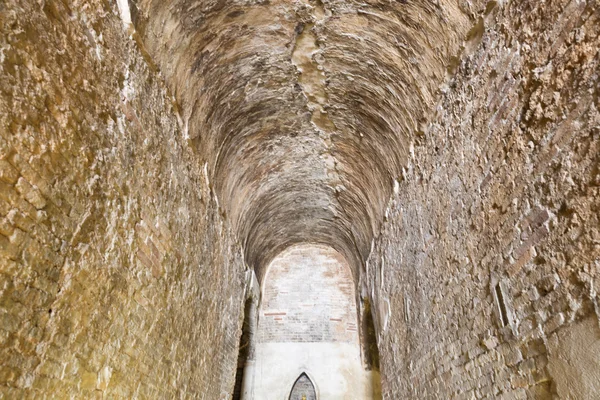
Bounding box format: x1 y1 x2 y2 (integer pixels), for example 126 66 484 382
128 0 475 281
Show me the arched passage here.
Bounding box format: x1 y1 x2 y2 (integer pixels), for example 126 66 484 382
4 0 600 399
246 244 381 399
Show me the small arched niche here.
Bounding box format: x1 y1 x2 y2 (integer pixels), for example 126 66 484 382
289 373 317 400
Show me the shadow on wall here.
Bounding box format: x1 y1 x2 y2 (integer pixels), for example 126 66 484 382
360 298 381 372
233 298 254 400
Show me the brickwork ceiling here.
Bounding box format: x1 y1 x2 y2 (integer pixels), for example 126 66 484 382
128 0 475 280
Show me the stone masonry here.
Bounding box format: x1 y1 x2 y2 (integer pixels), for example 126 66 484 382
1 0 598 399
0 1 246 398
367 1 600 398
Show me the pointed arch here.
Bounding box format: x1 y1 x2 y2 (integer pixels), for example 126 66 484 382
289 373 317 400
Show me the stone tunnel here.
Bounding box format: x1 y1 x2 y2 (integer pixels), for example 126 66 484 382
0 0 599 398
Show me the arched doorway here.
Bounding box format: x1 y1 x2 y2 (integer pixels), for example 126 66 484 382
249 244 381 399
289 373 317 400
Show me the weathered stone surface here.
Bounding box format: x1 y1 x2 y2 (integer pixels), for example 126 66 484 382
0 1 246 398
547 317 600 399
129 0 475 280
0 0 598 398
366 0 600 398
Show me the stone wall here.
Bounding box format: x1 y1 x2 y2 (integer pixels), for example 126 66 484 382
127 0 476 280
1 0 599 398
0 0 246 398
366 0 600 398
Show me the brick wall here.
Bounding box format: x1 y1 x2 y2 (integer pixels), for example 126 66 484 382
0 1 246 398
258 244 358 343
367 0 600 398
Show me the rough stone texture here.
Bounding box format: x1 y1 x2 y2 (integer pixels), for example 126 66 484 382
547 316 600 399
0 1 246 398
366 0 600 398
1 0 599 398
128 0 475 279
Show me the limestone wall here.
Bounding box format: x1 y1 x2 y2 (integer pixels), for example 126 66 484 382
0 0 246 398
367 0 600 398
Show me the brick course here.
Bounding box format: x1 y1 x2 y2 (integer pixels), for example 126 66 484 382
258 245 358 344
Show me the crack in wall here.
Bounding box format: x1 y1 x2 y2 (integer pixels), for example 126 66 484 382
290 2 341 192
291 0 365 269
290 2 335 133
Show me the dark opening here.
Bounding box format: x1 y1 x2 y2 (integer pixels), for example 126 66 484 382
495 283 509 327
232 298 253 400
361 298 380 371
289 373 317 400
